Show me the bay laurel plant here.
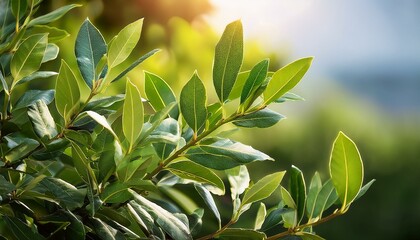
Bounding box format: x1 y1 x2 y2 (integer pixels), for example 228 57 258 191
0 2 374 239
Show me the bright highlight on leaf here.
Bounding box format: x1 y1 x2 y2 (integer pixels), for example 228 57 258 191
55 60 80 123
329 132 364 211
123 80 144 152
242 171 285 206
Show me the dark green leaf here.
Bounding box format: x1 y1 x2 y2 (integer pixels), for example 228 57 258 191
167 160 225 193
11 0 27 20
75 18 107 89
290 165 306 224
55 60 80 123
0 70 9 93
274 92 305 103
2 216 45 240
233 108 285 128
85 94 124 111
28 4 80 27
263 57 313 105
180 72 207 132
207 102 223 129
260 205 291 231
0 175 15 196
101 182 131 203
70 142 97 186
228 71 249 101
89 217 124 240
218 228 266 240
329 132 363 210
13 89 54 111
130 191 192 240
11 34 48 84
241 59 269 104
213 20 243 103
16 71 58 86
151 118 180 159
194 184 221 228
144 71 178 118
41 43 59 63
4 135 39 163
355 179 375 201
242 171 285 205
311 179 339 219
185 138 273 170
123 80 143 151
39 177 85 210
28 100 58 140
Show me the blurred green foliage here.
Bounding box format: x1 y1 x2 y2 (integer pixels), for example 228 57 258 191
35 1 420 239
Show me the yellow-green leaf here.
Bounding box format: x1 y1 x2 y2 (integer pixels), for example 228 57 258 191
55 60 80 123
242 171 285 206
123 79 143 151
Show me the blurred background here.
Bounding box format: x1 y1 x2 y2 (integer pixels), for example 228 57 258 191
40 0 420 239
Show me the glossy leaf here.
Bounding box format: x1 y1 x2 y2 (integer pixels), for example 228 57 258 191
75 19 107 88
42 43 59 63
260 205 291 231
311 179 339 219
4 135 39 163
226 165 250 200
167 160 225 193
71 142 97 186
39 177 85 210
100 182 130 203
28 4 80 27
123 79 143 151
306 172 322 219
241 59 269 104
194 184 221 227
26 25 70 42
280 187 297 228
13 89 54 111
17 71 58 86
27 100 58 140
131 191 192 240
255 203 267 230
242 171 285 205
233 108 285 128
228 70 249 101
145 71 178 118
3 216 44 240
89 217 124 240
85 111 118 140
290 165 306 224
55 60 80 123
11 34 48 84
263 57 313 105
180 72 207 132
108 18 143 68
329 132 363 210
218 228 266 240
185 138 273 170
213 20 243 103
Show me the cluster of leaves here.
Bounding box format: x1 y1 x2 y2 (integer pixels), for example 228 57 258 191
0 1 373 239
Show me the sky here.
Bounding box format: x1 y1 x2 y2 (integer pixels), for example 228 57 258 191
206 0 420 112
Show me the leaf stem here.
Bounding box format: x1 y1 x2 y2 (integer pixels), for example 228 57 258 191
266 210 343 240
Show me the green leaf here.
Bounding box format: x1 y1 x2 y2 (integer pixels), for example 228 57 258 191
75 18 107 89
242 171 285 205
123 79 143 151
226 165 250 200
255 203 267 230
27 100 58 140
39 177 85 210
88 217 124 240
213 20 243 103
263 57 313 105
274 92 305 103
85 111 118 140
185 138 273 170
109 49 159 83
233 108 285 128
297 232 326 240
55 60 80 123
150 118 180 159
107 19 143 69
70 142 97 186
180 72 207 132
329 132 364 210
42 43 59 63
11 0 27 20
13 89 54 111
145 71 178 118
4 135 39 163
194 184 221 228
311 179 339 219
280 187 297 228
166 160 225 193
0 70 9 93
130 191 192 240
355 179 375 201
280 186 296 209
306 172 322 219
228 70 249 101
28 4 80 27
16 71 58 86
290 165 306 224
11 34 48 84
218 228 266 240
100 182 131 203
241 59 269 104
26 25 70 42
0 175 15 196
260 205 291 231
2 216 44 240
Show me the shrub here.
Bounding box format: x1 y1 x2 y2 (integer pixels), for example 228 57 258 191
0 2 373 239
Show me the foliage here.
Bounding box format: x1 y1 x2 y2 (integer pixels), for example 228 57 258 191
0 1 373 239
